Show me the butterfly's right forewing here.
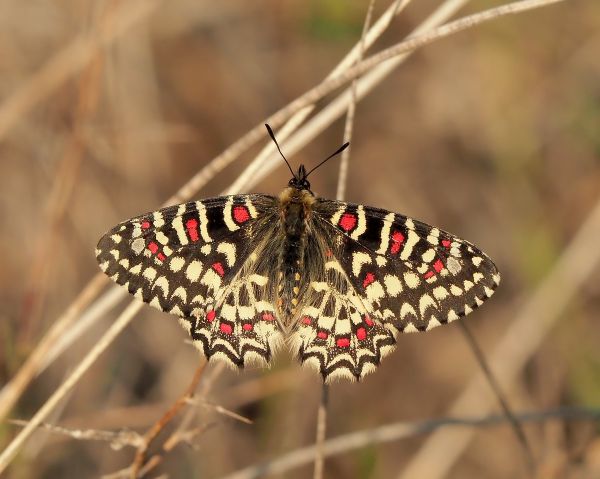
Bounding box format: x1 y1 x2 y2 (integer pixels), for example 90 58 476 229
96 194 284 367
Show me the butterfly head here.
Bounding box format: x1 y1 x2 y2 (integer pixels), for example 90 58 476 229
265 123 350 194
288 165 311 191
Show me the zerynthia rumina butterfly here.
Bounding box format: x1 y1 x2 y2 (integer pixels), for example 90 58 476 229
96 125 500 382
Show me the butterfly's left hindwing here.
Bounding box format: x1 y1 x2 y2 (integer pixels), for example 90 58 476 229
95 194 284 368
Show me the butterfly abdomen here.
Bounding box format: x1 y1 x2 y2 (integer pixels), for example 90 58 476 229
277 187 315 321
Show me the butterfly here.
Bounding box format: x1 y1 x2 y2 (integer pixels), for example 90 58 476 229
96 125 500 382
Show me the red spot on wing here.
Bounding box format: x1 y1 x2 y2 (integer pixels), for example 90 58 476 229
363 272 375 288
339 213 357 232
147 242 159 254
356 327 367 340
220 323 233 335
157 252 166 262
423 270 435 279
186 218 199 242
441 239 451 248
317 331 328 340
206 310 216 322
212 262 225 277
262 312 275 322
141 221 151 230
325 249 333 258
243 323 253 331
336 337 350 348
301 316 312 325
433 258 444 273
233 205 250 224
390 230 405 255
364 315 374 327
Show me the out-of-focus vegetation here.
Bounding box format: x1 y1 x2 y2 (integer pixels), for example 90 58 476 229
0 1 599 478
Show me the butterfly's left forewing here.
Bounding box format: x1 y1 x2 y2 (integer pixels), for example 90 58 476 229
292 199 500 381
95 194 284 368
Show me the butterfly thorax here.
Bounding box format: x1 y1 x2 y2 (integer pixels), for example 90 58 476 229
276 185 315 322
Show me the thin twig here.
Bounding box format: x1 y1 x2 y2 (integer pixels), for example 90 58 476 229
8 419 144 450
398 196 600 479
458 322 535 473
0 301 143 473
221 407 600 479
313 384 329 479
185 398 253 425
225 0 412 197
229 0 562 191
336 0 380 201
131 361 206 478
0 0 162 141
18 3 109 341
314 2 380 476
0 273 109 420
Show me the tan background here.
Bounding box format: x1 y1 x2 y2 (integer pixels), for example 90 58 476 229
1 1 599 478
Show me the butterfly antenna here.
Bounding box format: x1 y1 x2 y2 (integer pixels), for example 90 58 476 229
306 142 350 178
265 124 295 178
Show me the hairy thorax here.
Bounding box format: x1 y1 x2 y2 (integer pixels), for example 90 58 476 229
276 187 315 322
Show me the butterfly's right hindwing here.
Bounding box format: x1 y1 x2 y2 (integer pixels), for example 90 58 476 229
95 194 284 367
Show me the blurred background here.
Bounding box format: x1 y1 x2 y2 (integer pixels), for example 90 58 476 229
1 0 599 478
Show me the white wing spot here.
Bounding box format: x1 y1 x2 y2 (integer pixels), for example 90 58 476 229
143 267 157 282
447 257 461 275
384 274 402 297
419 294 437 316
186 260 203 282
403 272 420 289
170 256 185 272
422 248 435 263
450 284 462 296
217 242 236 267
433 286 449 300
351 252 372 277
131 238 145 255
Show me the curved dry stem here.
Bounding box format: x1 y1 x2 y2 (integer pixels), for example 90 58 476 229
458 322 535 472
220 407 600 479
0 301 143 473
131 362 206 478
313 384 329 479
398 195 600 478
336 0 384 202
0 0 162 142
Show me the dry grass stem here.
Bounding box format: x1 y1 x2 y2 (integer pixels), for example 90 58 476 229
313 384 329 479
0 0 162 142
398 196 600 478
131 362 206 477
223 0 411 197
336 0 380 202
185 398 253 425
8 419 144 450
0 300 143 473
458 322 535 472
221 407 600 479
0 273 109 420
